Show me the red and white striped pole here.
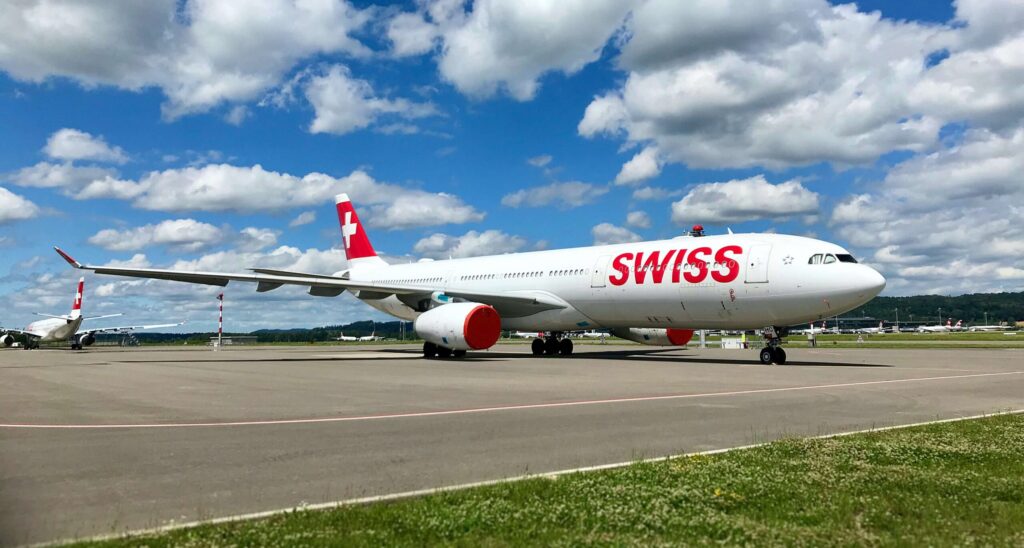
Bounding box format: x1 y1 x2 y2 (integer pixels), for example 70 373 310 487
217 292 224 348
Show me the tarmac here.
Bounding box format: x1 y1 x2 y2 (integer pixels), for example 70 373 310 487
1 343 1022 546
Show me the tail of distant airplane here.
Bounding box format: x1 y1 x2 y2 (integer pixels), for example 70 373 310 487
335 193 387 269
70 277 84 320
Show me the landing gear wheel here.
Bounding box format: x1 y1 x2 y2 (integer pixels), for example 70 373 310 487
423 341 438 359
772 347 787 365
531 338 545 356
759 348 774 365
558 338 574 356
453 349 467 358
544 337 559 356
437 346 453 358
71 344 80 350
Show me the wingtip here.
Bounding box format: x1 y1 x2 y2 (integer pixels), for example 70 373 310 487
54 246 83 268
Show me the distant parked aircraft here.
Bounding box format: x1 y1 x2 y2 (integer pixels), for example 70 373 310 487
0 277 182 350
917 319 963 333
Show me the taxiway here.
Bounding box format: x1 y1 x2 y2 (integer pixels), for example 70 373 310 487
1 344 1021 545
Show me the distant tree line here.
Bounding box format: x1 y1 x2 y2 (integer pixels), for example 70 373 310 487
845 292 1023 325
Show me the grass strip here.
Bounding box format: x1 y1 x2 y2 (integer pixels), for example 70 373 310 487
77 413 1024 547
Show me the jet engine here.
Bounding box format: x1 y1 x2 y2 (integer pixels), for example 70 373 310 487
414 302 501 351
611 328 694 346
76 333 96 347
0 334 13 347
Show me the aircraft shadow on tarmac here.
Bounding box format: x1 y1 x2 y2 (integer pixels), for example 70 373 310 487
373 347 894 368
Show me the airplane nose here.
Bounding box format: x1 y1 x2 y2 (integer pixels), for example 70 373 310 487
859 266 886 297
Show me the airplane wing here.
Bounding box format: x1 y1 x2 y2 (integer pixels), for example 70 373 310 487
82 313 125 321
54 247 566 318
82 321 186 336
33 313 71 320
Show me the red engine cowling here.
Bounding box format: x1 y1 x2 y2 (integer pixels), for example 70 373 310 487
414 302 501 350
611 328 694 346
0 334 13 347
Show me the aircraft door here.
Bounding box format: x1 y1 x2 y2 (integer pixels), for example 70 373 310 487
590 255 610 288
745 245 771 283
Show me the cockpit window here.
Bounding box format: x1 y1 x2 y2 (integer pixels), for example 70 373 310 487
823 254 837 264
836 254 858 263
808 254 823 264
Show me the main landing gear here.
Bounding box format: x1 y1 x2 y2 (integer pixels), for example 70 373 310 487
422 341 467 359
758 326 787 365
531 333 573 356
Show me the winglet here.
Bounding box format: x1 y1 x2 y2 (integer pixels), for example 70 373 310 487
54 246 84 269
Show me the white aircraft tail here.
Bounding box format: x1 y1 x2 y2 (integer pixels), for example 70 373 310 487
70 277 84 320
335 193 387 270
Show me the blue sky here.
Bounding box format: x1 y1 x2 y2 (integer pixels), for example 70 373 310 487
1 0 1022 330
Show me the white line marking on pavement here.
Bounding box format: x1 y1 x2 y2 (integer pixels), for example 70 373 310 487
3 370 1021 430
44 409 1024 547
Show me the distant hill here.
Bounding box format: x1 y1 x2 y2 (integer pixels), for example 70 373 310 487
840 292 1023 325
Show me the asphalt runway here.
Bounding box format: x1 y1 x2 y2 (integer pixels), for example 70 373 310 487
1 344 1022 546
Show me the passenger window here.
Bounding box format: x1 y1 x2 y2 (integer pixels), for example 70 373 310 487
823 254 837 264
809 254 823 264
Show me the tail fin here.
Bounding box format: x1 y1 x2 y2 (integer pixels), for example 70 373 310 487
335 193 386 269
70 277 84 320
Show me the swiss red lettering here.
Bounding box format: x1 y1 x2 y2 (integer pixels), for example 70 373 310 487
608 245 742 285
609 252 632 286
671 248 688 283
684 247 711 284
712 245 742 283
633 250 677 284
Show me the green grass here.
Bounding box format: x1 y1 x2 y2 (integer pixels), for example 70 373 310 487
78 413 1024 547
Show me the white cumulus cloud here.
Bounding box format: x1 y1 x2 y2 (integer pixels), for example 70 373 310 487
0 186 40 223
44 128 127 163
592 222 642 246
73 163 484 230
614 146 661 185
413 230 526 259
305 65 437 135
671 175 820 225
87 219 227 252
388 0 636 100
501 181 608 209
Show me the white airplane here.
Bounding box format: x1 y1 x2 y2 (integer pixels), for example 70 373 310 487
358 324 383 341
968 324 1014 332
511 331 543 339
54 193 885 365
336 332 358 342
917 319 962 333
0 277 183 350
856 321 887 334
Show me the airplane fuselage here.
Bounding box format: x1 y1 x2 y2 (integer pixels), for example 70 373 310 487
350 233 885 332
23 317 84 342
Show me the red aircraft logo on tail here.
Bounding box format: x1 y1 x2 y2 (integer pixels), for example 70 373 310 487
335 193 377 261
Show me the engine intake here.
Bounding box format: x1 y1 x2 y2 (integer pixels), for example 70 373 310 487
414 302 501 351
611 328 694 346
0 334 13 347
77 333 96 347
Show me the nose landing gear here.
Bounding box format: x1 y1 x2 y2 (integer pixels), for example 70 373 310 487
758 326 787 365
